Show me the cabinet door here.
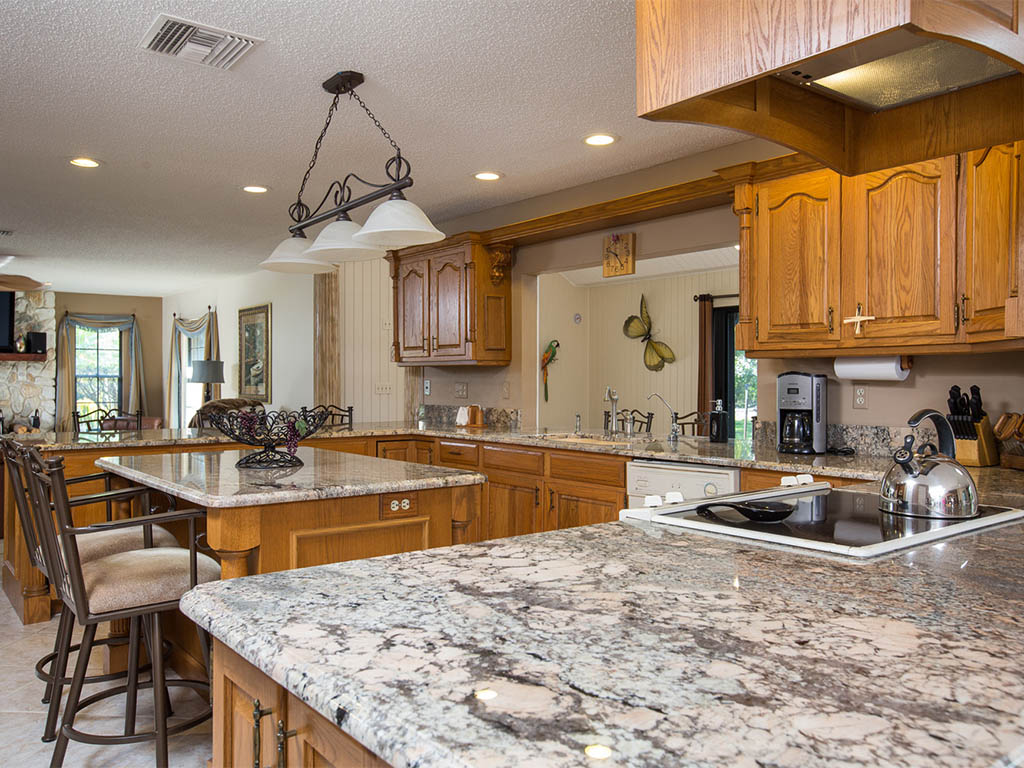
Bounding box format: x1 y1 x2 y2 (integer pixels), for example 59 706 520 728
547 480 624 531
429 249 469 358
842 157 958 343
753 170 841 345
212 641 286 768
963 143 1022 340
286 692 388 768
376 440 412 462
413 440 434 465
397 257 430 360
486 471 542 540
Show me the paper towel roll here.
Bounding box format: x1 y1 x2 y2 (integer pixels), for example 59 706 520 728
833 356 910 382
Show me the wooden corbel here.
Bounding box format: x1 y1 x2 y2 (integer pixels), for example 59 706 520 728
487 244 515 285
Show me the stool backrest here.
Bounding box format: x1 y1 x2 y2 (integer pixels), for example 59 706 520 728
0 438 46 574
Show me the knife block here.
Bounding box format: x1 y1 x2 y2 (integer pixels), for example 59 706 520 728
955 415 998 467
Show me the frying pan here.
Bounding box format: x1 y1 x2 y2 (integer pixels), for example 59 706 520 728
695 500 795 524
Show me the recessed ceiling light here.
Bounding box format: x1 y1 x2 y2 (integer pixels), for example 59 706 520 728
734 244 741 250
583 134 617 146
243 185 269 194
473 172 502 181
69 157 100 168
584 744 613 760
474 688 498 700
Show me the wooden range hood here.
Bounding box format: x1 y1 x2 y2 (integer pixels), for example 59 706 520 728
637 0 1024 175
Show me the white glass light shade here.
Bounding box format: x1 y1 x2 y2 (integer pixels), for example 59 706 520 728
304 218 386 263
351 199 444 248
261 234 334 274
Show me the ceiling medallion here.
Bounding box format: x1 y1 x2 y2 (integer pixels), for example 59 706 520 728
262 70 444 273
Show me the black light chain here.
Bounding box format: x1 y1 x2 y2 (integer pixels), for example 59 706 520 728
290 92 341 223
348 89 402 157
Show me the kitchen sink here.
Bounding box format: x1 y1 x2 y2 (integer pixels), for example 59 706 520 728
541 433 644 448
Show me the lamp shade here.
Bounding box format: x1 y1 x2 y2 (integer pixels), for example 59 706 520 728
351 198 444 249
305 216 386 263
261 233 335 274
190 360 225 384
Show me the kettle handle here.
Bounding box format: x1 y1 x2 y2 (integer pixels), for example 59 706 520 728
907 409 956 459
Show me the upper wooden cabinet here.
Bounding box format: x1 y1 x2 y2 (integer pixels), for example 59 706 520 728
841 157 958 344
753 170 841 346
963 142 1023 340
737 149 1024 356
636 0 1024 176
387 235 512 366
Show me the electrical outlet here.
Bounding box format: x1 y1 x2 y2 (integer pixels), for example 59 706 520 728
423 378 431 396
454 381 469 399
853 384 868 410
383 319 392 331
501 380 510 400
374 382 393 396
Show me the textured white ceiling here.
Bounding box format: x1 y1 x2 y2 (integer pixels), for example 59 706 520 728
559 247 739 287
0 0 743 296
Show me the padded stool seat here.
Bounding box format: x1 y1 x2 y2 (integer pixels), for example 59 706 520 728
81 548 221 614
64 525 179 563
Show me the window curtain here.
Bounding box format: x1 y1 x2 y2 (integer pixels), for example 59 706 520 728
695 294 714 437
165 310 220 428
56 312 147 432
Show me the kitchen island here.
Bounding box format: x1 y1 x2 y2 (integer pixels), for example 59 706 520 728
182 496 1024 767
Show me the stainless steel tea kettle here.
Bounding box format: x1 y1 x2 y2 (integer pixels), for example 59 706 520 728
878 409 978 519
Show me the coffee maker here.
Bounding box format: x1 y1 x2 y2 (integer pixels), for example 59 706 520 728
777 372 827 454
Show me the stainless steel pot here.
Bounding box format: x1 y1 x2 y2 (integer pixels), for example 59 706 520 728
878 409 978 520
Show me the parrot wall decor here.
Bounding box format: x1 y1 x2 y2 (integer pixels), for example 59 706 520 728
541 340 559 402
623 295 676 371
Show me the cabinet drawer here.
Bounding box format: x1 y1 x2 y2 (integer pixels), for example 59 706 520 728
548 452 625 487
438 440 479 467
482 444 544 475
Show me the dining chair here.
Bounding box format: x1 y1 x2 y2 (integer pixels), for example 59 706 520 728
603 409 655 433
23 448 218 768
674 410 708 436
1 439 181 744
99 409 143 430
72 408 109 433
324 404 355 430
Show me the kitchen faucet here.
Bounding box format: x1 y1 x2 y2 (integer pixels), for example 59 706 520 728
647 392 680 449
603 386 619 436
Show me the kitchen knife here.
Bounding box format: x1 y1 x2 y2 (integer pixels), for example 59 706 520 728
969 385 985 421
949 386 963 415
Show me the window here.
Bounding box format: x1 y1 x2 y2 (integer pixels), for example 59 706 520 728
178 335 206 428
712 307 757 440
74 327 122 416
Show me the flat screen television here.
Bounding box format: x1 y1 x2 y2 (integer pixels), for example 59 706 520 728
0 292 14 352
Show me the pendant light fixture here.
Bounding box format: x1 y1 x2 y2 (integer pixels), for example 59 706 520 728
261 71 444 273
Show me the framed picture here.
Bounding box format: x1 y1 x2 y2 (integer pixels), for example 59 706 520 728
238 303 271 402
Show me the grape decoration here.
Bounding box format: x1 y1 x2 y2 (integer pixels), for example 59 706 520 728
206 406 332 468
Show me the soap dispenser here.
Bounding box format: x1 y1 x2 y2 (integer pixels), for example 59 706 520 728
708 400 728 443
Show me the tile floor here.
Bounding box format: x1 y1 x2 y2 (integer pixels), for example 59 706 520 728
0 546 212 767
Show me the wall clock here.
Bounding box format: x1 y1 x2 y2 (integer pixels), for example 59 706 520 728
602 232 636 278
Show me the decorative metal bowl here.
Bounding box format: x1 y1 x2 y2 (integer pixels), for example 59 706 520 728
206 406 332 468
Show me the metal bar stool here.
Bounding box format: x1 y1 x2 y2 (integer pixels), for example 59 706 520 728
23 448 218 768
1 439 181 743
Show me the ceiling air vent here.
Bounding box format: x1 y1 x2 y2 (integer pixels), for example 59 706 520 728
140 14 262 71
0 231 12 237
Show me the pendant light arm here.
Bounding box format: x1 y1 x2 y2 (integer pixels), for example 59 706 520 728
288 176 413 234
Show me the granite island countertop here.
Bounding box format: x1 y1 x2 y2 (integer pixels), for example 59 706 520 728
181 510 1024 767
95 446 485 508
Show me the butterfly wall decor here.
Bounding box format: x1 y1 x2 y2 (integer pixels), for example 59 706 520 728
623 295 676 372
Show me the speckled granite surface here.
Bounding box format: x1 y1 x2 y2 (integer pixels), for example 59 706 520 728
182 516 1024 768
19 421 1024 498
95 447 485 508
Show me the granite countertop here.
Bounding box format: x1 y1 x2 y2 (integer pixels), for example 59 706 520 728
95 447 485 508
22 420 1024 499
181 511 1024 767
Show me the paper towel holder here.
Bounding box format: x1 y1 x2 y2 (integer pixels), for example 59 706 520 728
833 355 913 381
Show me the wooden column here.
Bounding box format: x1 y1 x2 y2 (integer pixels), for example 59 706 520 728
313 270 342 405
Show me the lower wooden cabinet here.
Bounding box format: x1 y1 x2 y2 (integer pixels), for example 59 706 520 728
375 439 434 464
486 471 543 539
213 640 386 768
739 468 861 492
546 479 625 530
315 437 371 455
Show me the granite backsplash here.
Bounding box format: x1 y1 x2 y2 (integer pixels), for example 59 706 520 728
421 404 521 430
754 419 940 457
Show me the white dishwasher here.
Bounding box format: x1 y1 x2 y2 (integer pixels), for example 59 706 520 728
626 460 740 508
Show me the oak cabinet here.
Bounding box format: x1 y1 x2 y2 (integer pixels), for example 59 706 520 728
486 471 543 539
963 142 1023 341
546 480 625 531
841 157 958 344
753 170 842 346
375 439 434 464
387 236 511 366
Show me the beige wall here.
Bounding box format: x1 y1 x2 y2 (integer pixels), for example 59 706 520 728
537 275 590 428
55 292 163 416
163 272 313 416
757 352 1024 428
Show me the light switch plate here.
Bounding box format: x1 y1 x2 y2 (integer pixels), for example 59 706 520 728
501 380 510 399
454 381 468 399
423 378 431 396
853 384 868 410
375 382 393 396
